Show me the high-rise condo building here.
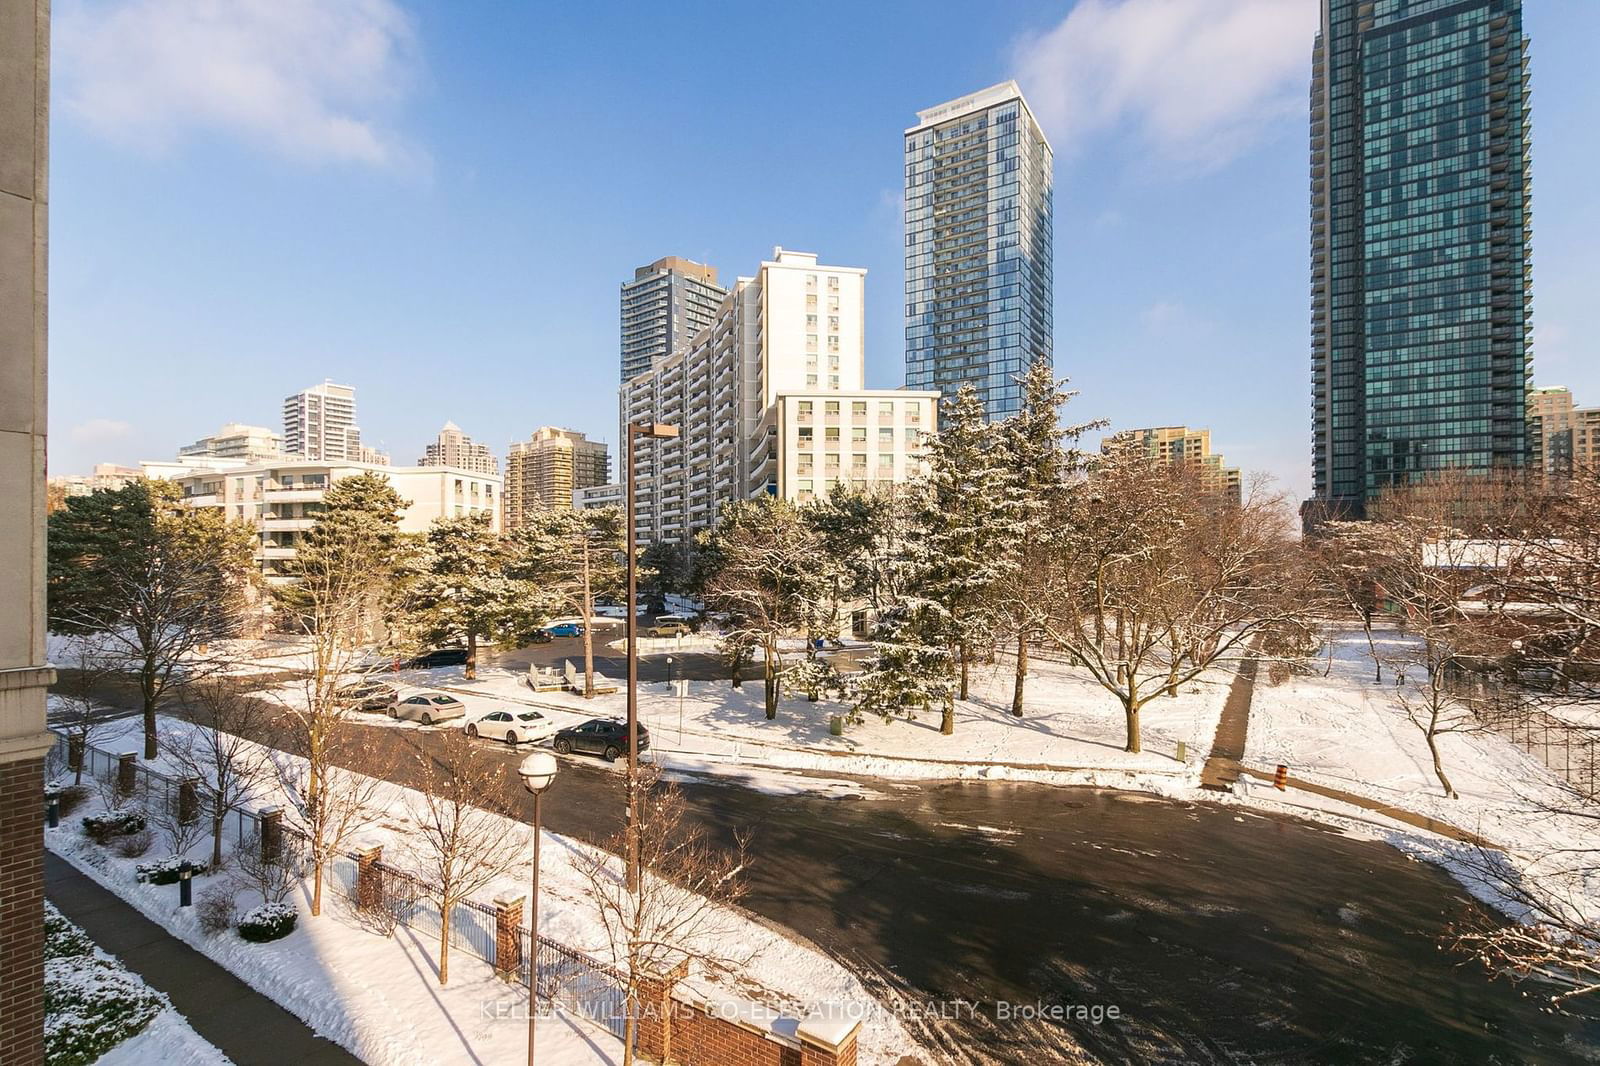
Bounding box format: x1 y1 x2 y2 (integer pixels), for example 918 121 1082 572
418 421 498 475
905 81 1054 421
1101 426 1243 507
622 247 939 545
504 427 611 526
621 256 727 382
1308 0 1531 517
178 422 283 463
1528 386 1600 479
283 381 363 462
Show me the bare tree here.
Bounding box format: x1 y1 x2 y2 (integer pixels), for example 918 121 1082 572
405 731 525 985
575 770 752 1066
1308 520 1389 681
233 831 301 907
173 677 272 869
274 733 392 917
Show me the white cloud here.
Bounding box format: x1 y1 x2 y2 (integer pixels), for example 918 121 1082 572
56 0 424 169
69 418 133 446
1013 0 1318 169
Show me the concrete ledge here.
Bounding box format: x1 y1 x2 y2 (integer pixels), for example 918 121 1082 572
0 664 54 690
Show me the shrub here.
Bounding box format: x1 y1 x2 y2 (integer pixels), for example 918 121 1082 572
238 902 298 943
43 903 165 1066
133 856 207 886
196 884 237 937
112 829 154 859
82 809 146 845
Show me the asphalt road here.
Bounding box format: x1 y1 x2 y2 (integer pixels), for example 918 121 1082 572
71 678 1600 1065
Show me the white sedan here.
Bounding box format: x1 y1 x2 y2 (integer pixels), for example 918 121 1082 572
464 708 561 746
392 691 467 726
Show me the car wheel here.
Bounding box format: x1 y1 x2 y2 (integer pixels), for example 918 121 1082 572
421 713 433 726
506 731 519 746
603 744 621 762
466 724 478 738
553 738 572 755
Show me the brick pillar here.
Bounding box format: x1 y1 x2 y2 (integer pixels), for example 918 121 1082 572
115 752 137 802
177 777 201 827
492 891 524 980
258 806 282 864
797 1017 862 1066
0 758 45 1065
355 844 384 912
636 959 688 1064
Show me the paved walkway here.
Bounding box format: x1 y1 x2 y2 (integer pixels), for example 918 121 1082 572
44 852 363 1066
1236 768 1494 847
1200 651 1259 791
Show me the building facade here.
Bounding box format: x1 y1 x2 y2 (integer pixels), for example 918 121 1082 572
177 422 283 463
0 3 53 1059
172 460 501 585
905 81 1054 421
622 247 937 544
1309 0 1531 517
418 421 497 475
620 256 726 382
283 381 363 462
574 482 624 511
1101 426 1243 506
775 392 938 503
504 427 611 526
1528 386 1600 478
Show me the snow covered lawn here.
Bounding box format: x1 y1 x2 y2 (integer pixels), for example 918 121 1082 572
44 901 229 1066
48 715 918 1065
1241 626 1600 929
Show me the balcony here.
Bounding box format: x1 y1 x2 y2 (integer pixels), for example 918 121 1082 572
264 486 325 503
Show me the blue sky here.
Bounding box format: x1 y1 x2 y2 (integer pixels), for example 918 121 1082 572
48 0 1600 503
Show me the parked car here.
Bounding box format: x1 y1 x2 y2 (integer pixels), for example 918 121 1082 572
392 691 467 725
543 622 585 639
644 618 693 638
465 709 560 746
401 647 469 669
551 719 650 762
334 681 398 713
528 629 553 645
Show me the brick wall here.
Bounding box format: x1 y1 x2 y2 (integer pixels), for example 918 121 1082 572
0 757 44 1065
634 967 858 1066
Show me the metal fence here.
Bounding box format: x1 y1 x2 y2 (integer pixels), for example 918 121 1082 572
1480 703 1599 800
52 730 631 1042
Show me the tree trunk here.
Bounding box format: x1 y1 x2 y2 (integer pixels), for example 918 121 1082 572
1425 707 1458 798
731 654 742 688
465 630 478 681
312 858 324 917
1011 631 1027 717
1363 617 1382 682
211 811 225 870
581 546 596 698
763 653 778 720
941 693 954 736
142 663 159 759
438 905 451 985
623 1013 637 1066
958 643 970 701
1123 698 1142 754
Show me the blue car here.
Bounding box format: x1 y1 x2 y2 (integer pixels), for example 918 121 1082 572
543 622 585 639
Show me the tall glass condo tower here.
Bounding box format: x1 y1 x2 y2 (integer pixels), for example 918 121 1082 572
1309 0 1531 516
905 82 1053 421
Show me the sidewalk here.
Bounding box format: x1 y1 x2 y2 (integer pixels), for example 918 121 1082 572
1236 768 1494 847
43 852 362 1066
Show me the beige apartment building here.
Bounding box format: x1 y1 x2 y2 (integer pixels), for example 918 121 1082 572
1528 386 1600 478
178 422 283 463
418 420 498 475
504 427 610 526
621 247 938 544
1102 425 1243 505
171 460 501 585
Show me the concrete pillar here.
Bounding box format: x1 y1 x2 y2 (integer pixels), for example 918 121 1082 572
492 891 524 980
258 806 282 865
115 752 137 801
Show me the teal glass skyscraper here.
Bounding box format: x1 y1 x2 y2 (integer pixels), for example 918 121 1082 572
1309 0 1531 515
905 82 1053 420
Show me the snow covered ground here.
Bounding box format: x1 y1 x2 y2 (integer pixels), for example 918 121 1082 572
1239 626 1600 929
96 1009 234 1066
371 650 1230 795
48 715 918 1066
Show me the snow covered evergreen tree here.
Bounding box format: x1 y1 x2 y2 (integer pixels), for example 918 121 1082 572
404 512 543 679
506 505 624 698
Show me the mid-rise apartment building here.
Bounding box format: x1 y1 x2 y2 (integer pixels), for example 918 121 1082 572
621 256 727 382
1528 386 1600 478
905 81 1054 421
622 247 938 544
171 460 501 584
1308 0 1531 517
504 427 611 526
178 422 283 463
419 421 498 475
1102 426 1243 506
574 482 625 510
283 381 363 462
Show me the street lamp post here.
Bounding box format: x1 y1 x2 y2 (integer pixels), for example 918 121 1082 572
517 751 558 1066
625 420 678 894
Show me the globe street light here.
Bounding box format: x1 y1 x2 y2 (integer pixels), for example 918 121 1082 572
625 420 677 893
516 750 558 1066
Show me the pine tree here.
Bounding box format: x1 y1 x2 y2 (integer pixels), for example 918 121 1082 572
506 504 624 698
404 513 543 679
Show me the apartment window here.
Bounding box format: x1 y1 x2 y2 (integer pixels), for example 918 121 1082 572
852 427 867 444
807 314 818 329
879 427 894 446
806 274 817 291
798 427 813 444
905 428 921 445
906 407 922 424
829 375 840 389
828 296 839 312
828 355 839 370
807 294 818 309
825 401 840 416
797 400 812 419
851 478 867 491
827 336 840 353
807 334 818 352
852 454 868 471
827 275 839 292
877 453 894 471
879 401 894 417
824 452 840 468
852 402 867 420
806 374 819 387
828 316 839 332
825 427 840 443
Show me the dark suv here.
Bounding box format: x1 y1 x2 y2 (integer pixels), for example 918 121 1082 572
402 648 469 669
551 719 650 762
